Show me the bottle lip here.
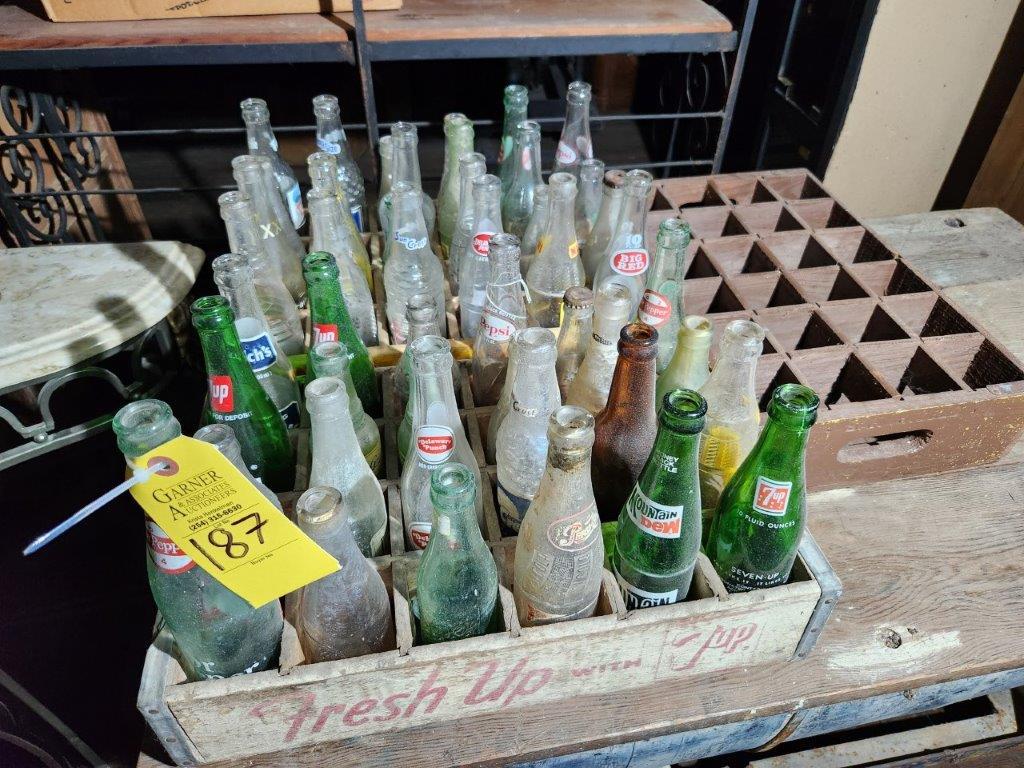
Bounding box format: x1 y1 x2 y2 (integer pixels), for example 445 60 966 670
113 398 177 442
595 282 633 319
302 251 340 277
230 154 261 175
566 81 592 103
618 322 659 358
305 375 350 412
312 94 340 117
193 423 237 454
548 172 577 196
603 169 627 189
660 388 708 429
677 315 713 347
239 97 269 122
217 189 249 210
579 158 606 180
658 217 692 247
548 405 595 449
769 383 820 423
190 295 234 328
516 326 557 359
310 340 349 369
721 319 766 356
443 112 472 132
211 253 252 281
409 335 453 371
623 169 654 196
296 486 342 525
430 462 477 503
473 173 502 193
563 285 594 309
504 83 529 105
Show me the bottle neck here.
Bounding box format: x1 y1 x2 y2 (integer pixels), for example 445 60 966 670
392 193 431 248
300 506 363 562
195 321 263 414
306 268 356 343
667 337 711 385
473 188 503 232
393 140 423 191
309 199 349 255
638 420 701 491
308 391 363 461
310 356 365 424
444 128 474 176
510 133 542 187
558 305 593 351
222 208 261 255
431 494 483 548
512 357 559 412
216 268 266 330
245 120 277 155
544 188 578 249
749 416 810 469
412 360 460 428
648 231 687 284
605 353 656 412
315 111 352 160
707 349 758 398
610 193 649 249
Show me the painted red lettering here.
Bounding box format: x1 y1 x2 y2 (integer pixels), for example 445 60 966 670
623 658 641 669
373 692 410 722
502 667 552 707
464 658 527 706
312 704 345 733
343 698 378 726
249 692 316 742
403 668 447 717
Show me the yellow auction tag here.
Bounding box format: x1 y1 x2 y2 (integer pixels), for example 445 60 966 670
129 436 339 608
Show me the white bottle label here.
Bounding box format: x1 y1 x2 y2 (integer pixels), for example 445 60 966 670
610 248 650 276
410 522 432 550
615 569 679 610
416 425 455 464
317 137 341 154
395 232 428 251
556 140 577 165
286 184 304 228
480 311 517 342
638 288 672 327
626 486 684 539
146 520 195 574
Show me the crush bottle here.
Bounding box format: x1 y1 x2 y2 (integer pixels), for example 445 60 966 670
582 170 626 285
525 172 584 328
706 384 819 592
519 182 549 278
305 376 387 557
566 281 632 414
501 120 543 240
593 169 654 313
458 173 504 340
307 150 372 288
447 152 487 296
436 113 475 257
293 486 394 663
613 389 705 609
211 254 301 429
495 327 559 533
192 296 295 492
193 423 282 511
378 122 435 245
114 400 283 681
498 84 530 194
312 94 366 232
308 188 377 346
400 336 483 549
592 322 659 521
232 155 305 302
240 98 303 229
219 191 303 356
639 218 691 372
303 251 381 417
574 158 605 248
698 319 765 540
513 406 603 626
656 315 712 402
416 463 498 644
555 286 594 401
553 81 594 177
471 233 527 406
309 340 383 477
485 331 521 462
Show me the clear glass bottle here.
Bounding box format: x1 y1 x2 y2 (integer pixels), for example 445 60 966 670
312 94 366 232
193 423 282 510
582 170 626 286
519 182 549 279
240 97 303 229
525 172 584 328
656 315 712 403
458 173 505 340
485 330 521 463
383 183 447 345
395 292 440 413
593 169 654 314
378 122 436 246
400 336 483 549
219 190 304 356
698 319 766 543
498 84 530 194
212 254 301 430
378 134 394 213
553 81 594 177
471 233 527 406
495 327 559 533
309 340 383 477
500 120 542 241
448 152 487 296
555 286 594 401
436 113 475 258
416 463 498 644
575 158 605 248
114 400 283 681
232 155 306 302
305 376 388 556
293 486 395 662
307 150 372 289
513 405 603 626
639 218 691 372
565 282 632 414
308 188 378 347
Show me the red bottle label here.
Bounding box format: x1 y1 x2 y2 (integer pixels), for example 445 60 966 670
146 520 195 574
481 311 517 341
416 425 455 464
556 140 577 165
610 248 650 276
410 522 431 550
546 501 599 552
638 289 672 327
753 476 792 516
521 146 532 171
472 231 496 257
208 375 234 413
313 323 339 344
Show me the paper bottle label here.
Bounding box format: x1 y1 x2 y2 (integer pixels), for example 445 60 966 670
416 425 455 464
208 375 234 414
638 289 672 327
626 486 684 539
610 248 650 276
556 141 577 165
410 522 431 550
753 476 792 517
146 520 195 574
546 502 599 552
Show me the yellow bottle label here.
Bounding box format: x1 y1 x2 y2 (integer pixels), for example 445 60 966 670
129 436 339 608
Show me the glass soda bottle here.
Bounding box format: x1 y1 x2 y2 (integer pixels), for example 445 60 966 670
698 319 766 541
574 158 605 248
639 218 691 372
525 172 584 328
193 423 282 511
613 389 706 609
706 384 819 592
219 191 304 357
192 296 295 492
379 122 436 245
458 173 505 340
293 486 395 662
232 155 306 302
309 340 383 477
495 327 559 533
656 315 712 403
240 98 303 229
383 182 447 344
553 81 594 177
114 400 283 680
303 251 381 416
519 182 549 279
308 188 378 347
593 169 654 314
485 330 521 463
312 94 366 232
555 286 594 401
395 292 440 415
513 406 604 626
211 254 301 429
500 120 543 241
498 84 530 194
447 152 487 296
307 150 373 289
592 322 659 521
471 233 527 406
378 134 393 208
582 170 626 286
401 336 483 549
436 113 475 258
416 463 498 644
566 282 632 414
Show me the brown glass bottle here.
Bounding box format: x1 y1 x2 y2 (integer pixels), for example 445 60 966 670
592 322 659 522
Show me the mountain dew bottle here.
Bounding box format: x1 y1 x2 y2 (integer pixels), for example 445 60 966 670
706 384 819 592
613 389 705 610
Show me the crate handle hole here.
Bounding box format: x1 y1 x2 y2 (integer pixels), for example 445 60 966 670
837 430 932 463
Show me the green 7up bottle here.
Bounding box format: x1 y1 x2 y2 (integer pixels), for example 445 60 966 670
705 383 819 592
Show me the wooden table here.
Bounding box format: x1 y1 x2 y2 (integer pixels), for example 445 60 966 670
138 208 1024 767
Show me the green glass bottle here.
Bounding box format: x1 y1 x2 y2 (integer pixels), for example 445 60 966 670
613 389 706 609
191 295 296 492
706 384 820 592
302 251 381 417
416 463 497 644
498 84 529 195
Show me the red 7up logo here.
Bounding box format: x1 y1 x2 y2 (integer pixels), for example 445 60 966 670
753 477 791 516
209 375 234 413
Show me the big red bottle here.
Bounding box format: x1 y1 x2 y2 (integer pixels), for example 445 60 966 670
593 169 654 314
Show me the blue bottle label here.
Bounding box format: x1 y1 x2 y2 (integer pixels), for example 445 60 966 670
279 401 301 429
497 480 532 534
351 206 363 232
240 332 278 373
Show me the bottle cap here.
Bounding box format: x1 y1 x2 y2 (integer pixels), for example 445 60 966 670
563 285 594 310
